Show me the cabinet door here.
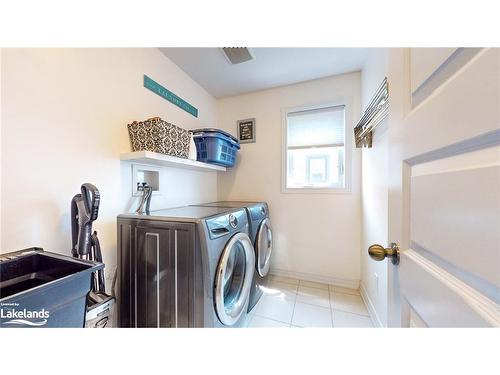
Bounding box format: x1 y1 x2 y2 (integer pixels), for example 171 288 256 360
118 219 197 328
117 220 135 328
174 223 196 327
135 226 173 328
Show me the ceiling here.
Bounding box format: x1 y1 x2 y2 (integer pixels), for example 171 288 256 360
160 48 371 98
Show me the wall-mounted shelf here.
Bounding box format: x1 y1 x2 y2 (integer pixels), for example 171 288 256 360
120 151 226 172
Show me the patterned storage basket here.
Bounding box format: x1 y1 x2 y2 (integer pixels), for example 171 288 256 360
127 117 191 158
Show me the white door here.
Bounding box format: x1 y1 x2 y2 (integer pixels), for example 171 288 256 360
371 48 500 327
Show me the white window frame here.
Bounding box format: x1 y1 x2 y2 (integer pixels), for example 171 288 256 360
281 100 352 194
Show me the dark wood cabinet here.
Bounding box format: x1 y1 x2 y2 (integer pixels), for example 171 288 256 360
117 218 196 328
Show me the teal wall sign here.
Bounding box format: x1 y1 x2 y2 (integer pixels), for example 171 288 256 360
143 75 198 117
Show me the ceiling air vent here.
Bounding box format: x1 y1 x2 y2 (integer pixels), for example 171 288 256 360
220 47 255 65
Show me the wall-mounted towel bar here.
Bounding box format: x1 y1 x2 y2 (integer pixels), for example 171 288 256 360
354 77 389 148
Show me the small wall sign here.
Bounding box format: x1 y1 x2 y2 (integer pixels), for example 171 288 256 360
143 75 198 117
237 118 256 143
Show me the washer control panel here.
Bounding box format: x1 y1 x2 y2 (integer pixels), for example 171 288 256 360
206 209 247 240
250 203 269 221
229 214 238 228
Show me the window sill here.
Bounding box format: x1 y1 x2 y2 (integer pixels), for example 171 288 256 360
281 186 351 195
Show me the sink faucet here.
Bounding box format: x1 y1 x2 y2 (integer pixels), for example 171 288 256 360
136 182 152 214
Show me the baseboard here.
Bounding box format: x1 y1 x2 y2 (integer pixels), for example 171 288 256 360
269 268 359 290
359 282 384 328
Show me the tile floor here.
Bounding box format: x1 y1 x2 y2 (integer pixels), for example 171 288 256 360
245 275 374 328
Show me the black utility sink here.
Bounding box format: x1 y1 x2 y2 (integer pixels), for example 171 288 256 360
0 248 103 328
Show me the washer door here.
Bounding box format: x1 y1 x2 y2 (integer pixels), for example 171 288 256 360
256 218 273 277
214 232 255 326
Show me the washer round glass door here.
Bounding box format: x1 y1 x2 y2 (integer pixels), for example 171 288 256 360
256 218 273 277
214 232 255 326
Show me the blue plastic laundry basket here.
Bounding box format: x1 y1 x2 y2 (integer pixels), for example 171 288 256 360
192 128 240 167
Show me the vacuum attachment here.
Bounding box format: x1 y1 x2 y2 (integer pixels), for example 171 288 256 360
85 291 115 328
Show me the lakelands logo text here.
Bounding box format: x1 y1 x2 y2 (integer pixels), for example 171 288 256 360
0 303 50 327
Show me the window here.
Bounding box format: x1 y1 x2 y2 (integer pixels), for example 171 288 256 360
284 105 346 191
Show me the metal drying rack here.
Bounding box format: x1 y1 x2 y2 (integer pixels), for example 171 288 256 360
354 77 389 148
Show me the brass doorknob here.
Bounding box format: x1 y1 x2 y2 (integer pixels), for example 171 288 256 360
368 243 400 265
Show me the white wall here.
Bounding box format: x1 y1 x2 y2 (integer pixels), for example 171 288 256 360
0 48 218 287
360 49 389 327
216 73 362 287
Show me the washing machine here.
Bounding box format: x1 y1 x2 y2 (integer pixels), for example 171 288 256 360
117 206 255 328
193 201 273 312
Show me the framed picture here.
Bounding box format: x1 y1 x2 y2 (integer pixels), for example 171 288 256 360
237 118 256 143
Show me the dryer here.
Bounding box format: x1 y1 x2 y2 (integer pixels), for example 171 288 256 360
194 201 273 312
117 206 255 328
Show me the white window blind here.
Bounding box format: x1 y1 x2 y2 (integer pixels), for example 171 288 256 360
287 106 345 149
